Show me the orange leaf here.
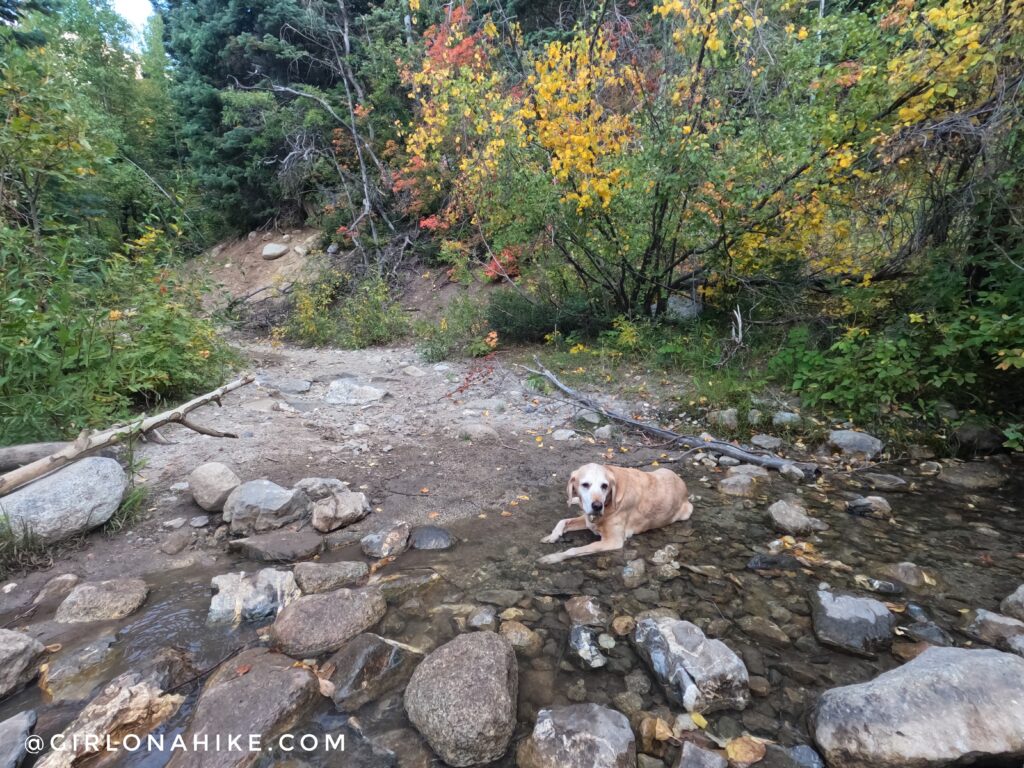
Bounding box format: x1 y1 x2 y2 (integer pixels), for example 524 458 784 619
235 664 252 676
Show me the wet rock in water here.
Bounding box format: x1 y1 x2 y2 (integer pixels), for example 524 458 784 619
0 710 36 768
877 561 932 588
568 625 608 669
964 609 1024 655
737 615 791 647
208 568 300 622
633 617 749 713
166 648 318 768
228 529 323 562
845 495 891 518
361 522 411 559
35 674 182 768
852 575 903 596
750 434 782 451
55 579 148 623
809 583 895 657
779 464 805 483
222 480 312 535
261 242 289 259
500 620 543 657
0 629 45 699
1001 584 1024 621
370 569 441 603
746 553 800 572
767 499 828 535
32 573 80 605
404 631 518 767
861 472 908 492
678 742 727 768
159 528 191 555
901 620 953 647
324 379 388 406
827 429 883 459
565 595 608 627
623 558 647 588
517 704 636 768
718 465 769 497
612 615 637 636
772 411 802 427
0 457 127 544
467 605 498 631
293 561 367 594
271 587 386 658
939 461 1009 491
650 545 679 566
328 633 422 713
811 647 1024 768
786 745 825 768
708 409 739 431
188 462 240 512
951 423 1005 456
39 635 117 701
311 490 370 533
476 589 524 607
409 525 454 550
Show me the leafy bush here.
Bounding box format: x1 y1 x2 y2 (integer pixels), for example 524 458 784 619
416 296 494 362
485 289 607 343
335 277 409 348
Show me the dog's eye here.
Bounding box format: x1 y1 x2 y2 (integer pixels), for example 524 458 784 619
601 483 608 490
581 482 590 489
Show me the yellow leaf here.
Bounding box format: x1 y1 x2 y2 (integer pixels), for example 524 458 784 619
691 712 708 729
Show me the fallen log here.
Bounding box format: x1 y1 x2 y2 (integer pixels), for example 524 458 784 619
0 375 255 497
521 360 819 477
0 442 70 472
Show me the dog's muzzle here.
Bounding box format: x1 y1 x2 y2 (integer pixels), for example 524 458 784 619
588 502 604 520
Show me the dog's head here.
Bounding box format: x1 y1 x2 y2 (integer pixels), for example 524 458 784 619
566 463 618 521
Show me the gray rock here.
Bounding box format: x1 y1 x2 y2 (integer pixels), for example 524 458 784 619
409 525 454 550
271 587 386 657
728 463 770 478
767 499 828 534
746 409 763 426
187 462 240 512
370 569 441 603
1001 584 1024 621
750 434 782 450
324 379 387 405
311 489 370 533
939 462 1008 490
846 495 892 518
623 559 646 589
222 480 312 535
38 635 118 702
500 620 543 656
738 615 791 647
861 472 908 492
467 605 497 631
708 409 738 430
0 457 127 543
517 704 636 768
787 745 825 768
404 365 427 378
594 425 615 440
578 410 601 425
552 429 576 441
772 411 802 427
0 629 45 699
162 517 186 530
208 568 300 623
328 633 422 712
951 423 1005 456
228 529 323 563
632 617 749 713
404 632 518 767
678 742 727 768
159 528 191 555
361 522 411 558
965 609 1024 655
477 589 523 607
717 456 740 467
809 583 895 657
827 429 883 459
32 573 80 605
293 476 348 500
812 647 1024 768
258 376 310 394
0 710 36 768
568 625 607 669
261 243 289 259
55 579 148 623
877 561 931 587
780 464 805 483
166 648 318 768
458 423 500 442
292 561 367 594
717 475 758 497
189 515 209 528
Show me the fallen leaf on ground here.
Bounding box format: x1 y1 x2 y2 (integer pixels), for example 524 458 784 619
725 735 767 766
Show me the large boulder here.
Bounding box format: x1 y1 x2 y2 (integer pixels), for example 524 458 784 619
292 561 368 594
207 569 300 623
404 631 518 767
0 710 36 768
517 704 636 768
227 530 323 563
324 379 387 406
632 617 749 713
188 463 240 512
0 629 45 699
166 648 319 768
0 457 127 543
327 633 422 712
222 480 311 535
361 522 411 559
767 499 828 535
827 429 883 459
271 588 386 658
812 647 1024 768
55 579 148 623
1002 584 1024 621
809 584 895 657
311 490 370 533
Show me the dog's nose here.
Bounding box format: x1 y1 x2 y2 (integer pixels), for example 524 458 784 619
591 501 603 513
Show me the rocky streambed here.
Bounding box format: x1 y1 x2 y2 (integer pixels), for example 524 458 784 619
1 445 1023 768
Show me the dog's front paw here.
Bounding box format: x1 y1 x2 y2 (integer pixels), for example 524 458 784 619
540 533 560 544
537 553 563 566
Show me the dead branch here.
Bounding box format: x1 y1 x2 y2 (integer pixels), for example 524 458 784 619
0 442 70 472
521 359 818 476
0 376 255 497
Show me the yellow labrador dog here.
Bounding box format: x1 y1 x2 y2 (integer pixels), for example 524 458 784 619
538 463 693 565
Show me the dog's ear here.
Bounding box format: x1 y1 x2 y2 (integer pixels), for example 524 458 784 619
566 471 579 507
606 466 623 510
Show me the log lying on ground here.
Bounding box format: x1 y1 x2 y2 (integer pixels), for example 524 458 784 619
0 375 255 497
522 360 819 477
0 442 70 472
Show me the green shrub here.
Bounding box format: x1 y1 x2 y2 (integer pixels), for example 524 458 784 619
485 288 607 343
416 296 492 361
336 277 409 348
